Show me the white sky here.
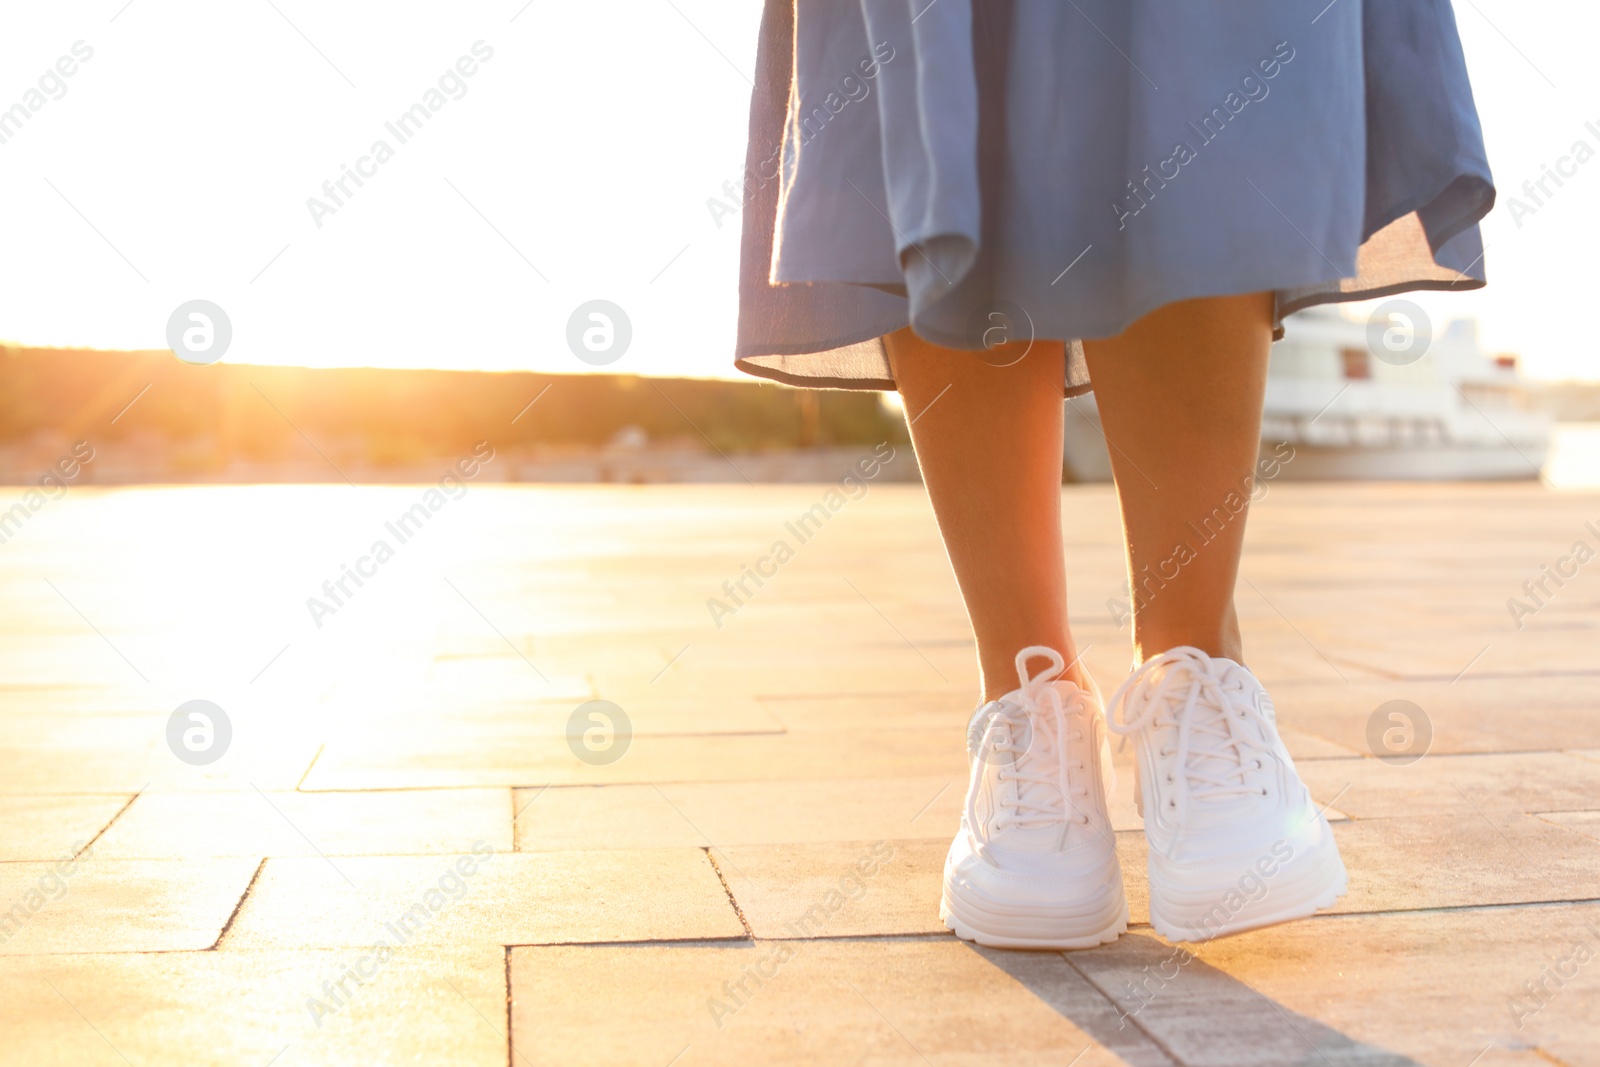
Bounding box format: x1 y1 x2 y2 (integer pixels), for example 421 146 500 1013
0 0 1595 381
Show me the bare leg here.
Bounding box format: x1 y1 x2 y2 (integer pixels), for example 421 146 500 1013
885 329 1086 701
1081 292 1274 666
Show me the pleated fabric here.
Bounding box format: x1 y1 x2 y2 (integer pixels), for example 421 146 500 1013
734 0 1495 396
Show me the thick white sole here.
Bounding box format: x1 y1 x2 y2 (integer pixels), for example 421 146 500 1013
1146 829 1348 943
940 876 1129 951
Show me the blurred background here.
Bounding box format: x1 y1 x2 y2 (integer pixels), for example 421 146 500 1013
0 0 1596 485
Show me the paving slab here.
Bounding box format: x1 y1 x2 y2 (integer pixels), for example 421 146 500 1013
421 657 591 700
323 700 786 743
0 710 322 794
0 945 506 1066
511 938 1177 1066
0 857 259 955
715 839 944 939
515 777 962 851
302 728 967 790
1119 815 1600 926
0 636 156 687
0 684 181 717
92 788 513 859
754 691 966 732
1163 901 1600 1067
597 656 973 705
1068 930 1460 1067
1276 726 1363 759
1254 675 1600 755
0 796 131 861
1323 626 1600 679
223 848 744 949
1297 751 1600 818
1330 813 1600 914
1537 810 1600 842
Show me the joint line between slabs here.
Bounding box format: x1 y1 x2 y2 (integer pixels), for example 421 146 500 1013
702 847 755 938
210 857 269 950
249 783 358 888
78 785 147 857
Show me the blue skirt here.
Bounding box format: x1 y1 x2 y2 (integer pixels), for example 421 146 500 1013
734 0 1495 395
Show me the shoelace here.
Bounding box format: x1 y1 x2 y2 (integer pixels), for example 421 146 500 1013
1106 646 1270 827
965 645 1095 853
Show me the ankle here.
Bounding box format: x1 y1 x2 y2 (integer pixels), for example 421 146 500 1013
1132 604 1243 666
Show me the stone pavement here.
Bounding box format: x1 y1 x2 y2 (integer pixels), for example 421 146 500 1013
0 479 1597 1065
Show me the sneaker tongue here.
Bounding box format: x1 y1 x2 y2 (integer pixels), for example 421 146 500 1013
1008 717 1065 816
993 732 1072 852
1153 660 1253 805
1188 702 1245 796
976 693 1077 850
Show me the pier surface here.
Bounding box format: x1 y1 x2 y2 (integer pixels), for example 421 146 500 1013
1 481 1597 1066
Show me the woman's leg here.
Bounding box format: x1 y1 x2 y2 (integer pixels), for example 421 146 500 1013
887 289 1271 693
1085 294 1349 942
1080 291 1275 666
884 329 1085 701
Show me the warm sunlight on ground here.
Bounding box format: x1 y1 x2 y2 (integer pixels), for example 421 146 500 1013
3 479 1600 1062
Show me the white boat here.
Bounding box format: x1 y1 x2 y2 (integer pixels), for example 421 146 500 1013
1062 305 1553 482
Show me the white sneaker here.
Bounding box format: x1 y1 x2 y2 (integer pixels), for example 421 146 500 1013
1107 646 1346 942
940 645 1128 950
